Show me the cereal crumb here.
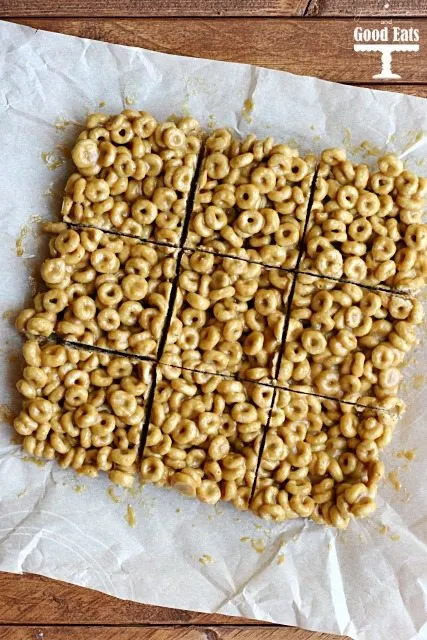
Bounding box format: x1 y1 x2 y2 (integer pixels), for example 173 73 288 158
277 553 285 565
99 101 106 108
107 487 121 503
73 484 87 494
241 98 254 124
176 508 181 513
125 504 136 528
55 118 80 131
17 488 27 498
125 96 136 105
207 114 216 130
388 471 402 492
199 554 213 566
343 128 352 147
41 148 67 171
395 449 416 462
240 536 265 554
15 225 30 257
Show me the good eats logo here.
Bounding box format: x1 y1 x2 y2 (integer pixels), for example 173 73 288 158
354 26 420 79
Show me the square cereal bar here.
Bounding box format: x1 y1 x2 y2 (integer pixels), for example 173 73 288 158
301 149 427 292
277 272 423 410
15 225 178 358
14 339 154 487
251 389 396 528
62 111 202 246
185 128 316 269
161 250 294 382
140 365 274 510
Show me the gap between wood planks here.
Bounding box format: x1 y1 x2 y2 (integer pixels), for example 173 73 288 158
0 625 347 640
0 0 425 17
5 17 427 85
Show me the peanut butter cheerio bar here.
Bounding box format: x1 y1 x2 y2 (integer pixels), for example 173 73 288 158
161 250 294 381
301 149 427 291
62 111 202 246
185 128 316 269
16 224 178 358
11 108 427 529
15 339 153 488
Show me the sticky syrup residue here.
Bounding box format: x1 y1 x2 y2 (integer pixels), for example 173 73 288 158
241 98 254 124
207 114 217 130
107 487 121 503
411 373 425 390
41 146 68 171
388 470 402 492
55 118 81 131
2 310 17 323
402 130 426 153
56 143 71 158
240 536 265 554
0 404 15 427
21 455 46 467
8 350 20 365
73 484 87 494
199 554 213 566
16 214 43 258
15 225 30 257
277 553 285 566
125 504 136 528
360 140 382 157
43 186 61 201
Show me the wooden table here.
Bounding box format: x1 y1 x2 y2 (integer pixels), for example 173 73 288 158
0 1 425 638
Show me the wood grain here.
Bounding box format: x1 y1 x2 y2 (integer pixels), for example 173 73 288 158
0 573 251 626
0 3 422 640
10 17 427 84
307 0 427 16
0 0 309 17
0 627 344 640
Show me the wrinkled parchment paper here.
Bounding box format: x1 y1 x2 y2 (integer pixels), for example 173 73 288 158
0 20 427 640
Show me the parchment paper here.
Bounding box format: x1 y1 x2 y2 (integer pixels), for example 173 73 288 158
0 20 427 640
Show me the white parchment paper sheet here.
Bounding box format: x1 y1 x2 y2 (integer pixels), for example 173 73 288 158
0 20 426 640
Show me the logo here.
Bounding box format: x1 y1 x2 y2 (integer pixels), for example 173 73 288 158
353 25 420 79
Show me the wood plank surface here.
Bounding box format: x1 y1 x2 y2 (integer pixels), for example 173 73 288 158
0 3 422 640
10 17 427 84
0 627 343 640
0 573 252 626
307 0 427 16
0 0 310 17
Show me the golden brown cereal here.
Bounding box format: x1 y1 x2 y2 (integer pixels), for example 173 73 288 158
160 251 293 380
13 118 427 529
185 129 315 269
14 340 153 487
140 367 268 510
277 272 422 408
301 152 427 291
251 389 396 527
64 110 201 245
16 227 178 358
